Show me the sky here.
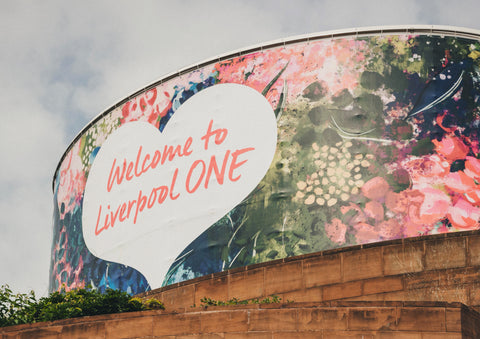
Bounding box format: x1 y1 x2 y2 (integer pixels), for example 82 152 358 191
1 0 480 297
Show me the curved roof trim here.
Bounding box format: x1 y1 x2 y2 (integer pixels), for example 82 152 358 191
53 25 480 191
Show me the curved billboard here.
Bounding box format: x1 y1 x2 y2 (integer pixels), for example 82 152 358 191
51 26 480 294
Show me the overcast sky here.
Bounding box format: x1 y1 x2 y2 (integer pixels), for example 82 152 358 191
1 0 480 297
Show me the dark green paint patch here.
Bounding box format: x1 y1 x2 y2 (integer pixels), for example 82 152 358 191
294 127 317 146
411 138 435 156
360 71 384 90
303 81 327 100
308 106 329 125
332 89 354 108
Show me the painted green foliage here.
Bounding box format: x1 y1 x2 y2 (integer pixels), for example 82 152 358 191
52 32 480 292
164 34 480 284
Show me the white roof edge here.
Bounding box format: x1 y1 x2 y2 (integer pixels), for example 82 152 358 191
174 25 480 74
53 25 480 190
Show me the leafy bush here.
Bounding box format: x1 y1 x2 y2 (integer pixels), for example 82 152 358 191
0 285 37 326
142 298 165 310
199 295 283 307
0 285 164 327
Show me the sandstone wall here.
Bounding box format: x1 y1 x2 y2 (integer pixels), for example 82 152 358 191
2 301 479 338
141 230 480 311
3 231 480 338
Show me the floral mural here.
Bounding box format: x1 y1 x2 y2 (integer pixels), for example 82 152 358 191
51 29 480 294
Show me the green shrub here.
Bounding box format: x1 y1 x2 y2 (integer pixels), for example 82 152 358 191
0 285 164 327
199 295 283 308
143 298 165 310
0 285 37 327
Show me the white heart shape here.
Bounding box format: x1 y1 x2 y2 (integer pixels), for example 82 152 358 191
82 84 277 289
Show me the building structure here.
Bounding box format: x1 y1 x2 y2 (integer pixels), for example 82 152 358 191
4 231 480 337
41 26 480 336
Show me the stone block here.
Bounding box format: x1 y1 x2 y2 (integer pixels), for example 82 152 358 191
468 283 480 308
105 315 153 338
16 326 61 339
273 331 323 339
343 247 383 282
200 310 248 333
363 276 404 296
383 243 424 276
284 286 322 303
265 261 303 295
438 267 480 287
175 334 224 339
467 234 480 266
249 309 297 332
318 331 374 338
60 321 105 339
161 284 196 309
421 334 461 339
425 238 466 271
395 307 445 331
323 281 362 301
445 308 461 332
403 266 478 292
297 307 348 330
225 332 272 339
152 313 201 336
195 276 229 306
229 268 264 301
343 294 384 302
304 254 342 288
375 332 422 339
403 270 441 290
348 308 396 331
405 285 468 304
381 290 407 301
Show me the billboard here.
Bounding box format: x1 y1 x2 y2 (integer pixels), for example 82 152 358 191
51 26 480 294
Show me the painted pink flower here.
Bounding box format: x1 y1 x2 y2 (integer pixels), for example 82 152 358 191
378 219 402 240
364 200 384 222
403 193 425 226
385 188 445 237
361 177 390 201
390 189 427 234
324 218 347 245
385 189 424 216
403 220 433 237
57 143 86 219
385 190 402 213
447 198 480 229
432 135 469 163
444 171 476 194
215 39 368 105
464 156 480 181
465 189 480 206
353 222 379 244
403 154 449 183
418 187 451 224
120 88 172 127
341 203 368 225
